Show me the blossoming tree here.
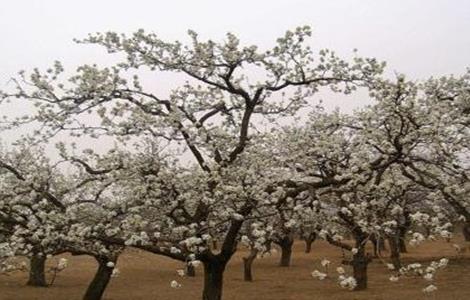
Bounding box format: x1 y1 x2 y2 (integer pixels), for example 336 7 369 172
0 26 385 300
0 142 124 300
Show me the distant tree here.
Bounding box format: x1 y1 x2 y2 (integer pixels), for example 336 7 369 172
0 143 124 300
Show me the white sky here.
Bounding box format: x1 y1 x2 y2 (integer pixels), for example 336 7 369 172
0 0 469 149
1 0 469 78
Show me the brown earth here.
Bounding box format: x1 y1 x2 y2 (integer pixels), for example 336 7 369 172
1 237 469 300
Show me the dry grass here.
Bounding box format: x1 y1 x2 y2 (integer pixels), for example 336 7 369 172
1 237 469 300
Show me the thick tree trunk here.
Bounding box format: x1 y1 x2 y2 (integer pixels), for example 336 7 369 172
278 236 294 267
351 251 370 291
242 248 258 282
202 259 226 300
463 221 470 242
27 255 47 287
388 236 402 270
83 256 116 300
351 232 371 291
186 262 196 277
304 233 316 253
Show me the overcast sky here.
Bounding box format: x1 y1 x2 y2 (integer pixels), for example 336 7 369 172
1 0 470 138
1 0 469 78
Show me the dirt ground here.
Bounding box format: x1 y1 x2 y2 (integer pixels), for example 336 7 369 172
1 237 469 300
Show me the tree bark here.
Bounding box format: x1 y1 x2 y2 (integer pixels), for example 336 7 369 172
83 256 116 300
351 250 370 291
278 235 294 267
242 248 258 282
398 235 407 253
27 255 47 287
378 236 387 251
351 232 371 291
201 211 245 299
463 221 470 242
398 211 411 253
397 226 408 253
388 236 402 270
202 258 226 300
304 233 316 253
370 235 387 257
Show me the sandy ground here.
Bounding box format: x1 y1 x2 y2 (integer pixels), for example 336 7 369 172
1 237 469 300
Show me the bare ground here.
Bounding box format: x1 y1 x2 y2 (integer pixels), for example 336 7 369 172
1 237 469 300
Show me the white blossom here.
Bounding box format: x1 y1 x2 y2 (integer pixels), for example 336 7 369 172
422 284 437 293
170 280 181 288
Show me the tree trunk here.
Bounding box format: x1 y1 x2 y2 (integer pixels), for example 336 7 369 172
398 236 407 253
388 236 401 270
398 228 408 253
83 256 116 300
351 251 370 291
399 211 410 253
202 259 226 300
242 248 258 282
27 255 47 287
186 262 196 277
351 232 371 291
370 235 379 257
463 221 470 242
278 236 294 267
304 233 316 253
378 237 387 252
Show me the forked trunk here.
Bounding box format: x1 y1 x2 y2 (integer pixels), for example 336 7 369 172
202 259 226 300
242 248 258 282
83 256 116 300
201 215 244 299
27 255 47 287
